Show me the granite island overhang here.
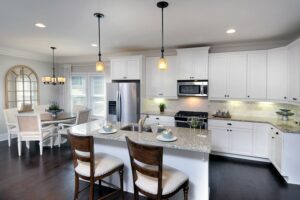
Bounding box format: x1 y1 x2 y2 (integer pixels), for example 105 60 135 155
67 120 211 200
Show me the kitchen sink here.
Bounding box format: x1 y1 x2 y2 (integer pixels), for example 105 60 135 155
120 124 152 132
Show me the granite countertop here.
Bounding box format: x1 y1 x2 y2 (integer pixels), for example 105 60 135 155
141 111 176 117
68 120 211 153
209 116 300 134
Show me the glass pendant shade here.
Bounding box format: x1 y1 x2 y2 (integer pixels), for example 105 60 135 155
96 61 105 72
158 57 168 70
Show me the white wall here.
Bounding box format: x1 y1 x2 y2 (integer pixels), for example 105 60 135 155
0 54 59 135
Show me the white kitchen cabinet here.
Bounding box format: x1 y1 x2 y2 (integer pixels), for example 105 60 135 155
253 123 269 158
209 54 228 98
209 53 247 99
247 52 267 99
146 56 177 99
287 39 300 103
267 47 288 101
210 127 229 153
269 126 283 173
110 56 143 80
144 115 175 127
228 128 253 156
177 47 209 80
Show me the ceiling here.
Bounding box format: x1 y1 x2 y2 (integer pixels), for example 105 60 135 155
0 0 300 57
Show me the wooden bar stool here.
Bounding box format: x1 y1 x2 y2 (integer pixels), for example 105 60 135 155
126 137 189 200
68 131 124 200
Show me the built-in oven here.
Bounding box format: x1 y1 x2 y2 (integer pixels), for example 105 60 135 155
177 80 208 97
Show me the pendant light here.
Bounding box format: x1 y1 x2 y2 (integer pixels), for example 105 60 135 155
157 1 169 70
94 13 105 72
42 47 66 85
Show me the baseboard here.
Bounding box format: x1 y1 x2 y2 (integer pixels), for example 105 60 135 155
211 151 271 163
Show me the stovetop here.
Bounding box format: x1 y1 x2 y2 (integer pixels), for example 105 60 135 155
175 111 208 119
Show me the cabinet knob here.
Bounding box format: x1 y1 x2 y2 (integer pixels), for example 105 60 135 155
284 97 287 99
158 93 163 96
272 137 275 139
156 117 159 120
230 129 232 132
247 95 250 98
276 132 279 135
227 123 232 126
293 97 297 101
123 76 127 79
224 95 226 97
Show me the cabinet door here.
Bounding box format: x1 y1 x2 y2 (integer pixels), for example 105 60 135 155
111 60 127 80
253 123 269 158
160 56 177 98
177 51 194 80
193 49 209 79
209 54 228 98
227 54 247 99
274 131 283 172
247 52 267 99
146 57 162 97
228 128 253 156
211 127 229 153
269 127 276 164
267 47 288 101
287 42 300 103
126 59 140 79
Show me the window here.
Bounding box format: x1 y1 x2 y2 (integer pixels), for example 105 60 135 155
5 65 39 112
71 74 106 117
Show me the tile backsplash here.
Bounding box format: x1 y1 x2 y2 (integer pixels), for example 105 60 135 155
143 98 300 120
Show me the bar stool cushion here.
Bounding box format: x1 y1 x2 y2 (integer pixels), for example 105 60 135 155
135 165 188 195
75 153 123 177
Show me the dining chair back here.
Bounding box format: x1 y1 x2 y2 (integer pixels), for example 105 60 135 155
3 108 19 147
34 105 49 114
17 114 53 156
76 109 91 125
73 105 87 114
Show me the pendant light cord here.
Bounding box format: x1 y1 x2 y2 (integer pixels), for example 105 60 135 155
52 48 55 78
98 16 102 61
161 7 164 58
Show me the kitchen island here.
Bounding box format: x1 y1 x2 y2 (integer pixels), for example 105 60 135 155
68 120 211 200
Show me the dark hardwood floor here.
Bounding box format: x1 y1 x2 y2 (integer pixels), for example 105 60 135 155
0 139 300 200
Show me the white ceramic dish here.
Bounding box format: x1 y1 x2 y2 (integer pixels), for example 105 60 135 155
98 128 118 134
156 134 177 142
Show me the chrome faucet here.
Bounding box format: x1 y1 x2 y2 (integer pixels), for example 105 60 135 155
138 114 148 133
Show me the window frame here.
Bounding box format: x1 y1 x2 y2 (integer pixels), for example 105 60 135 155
70 72 106 118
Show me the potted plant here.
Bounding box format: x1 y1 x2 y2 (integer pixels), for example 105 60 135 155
46 102 64 117
159 103 166 113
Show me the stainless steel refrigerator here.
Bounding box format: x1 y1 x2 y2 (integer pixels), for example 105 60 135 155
106 81 140 123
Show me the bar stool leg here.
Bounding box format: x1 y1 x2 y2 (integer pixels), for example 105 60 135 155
183 183 189 200
134 185 139 200
89 178 94 200
119 168 124 200
74 173 79 200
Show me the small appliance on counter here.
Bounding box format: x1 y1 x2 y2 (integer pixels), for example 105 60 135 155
174 111 208 129
276 109 294 121
212 110 231 118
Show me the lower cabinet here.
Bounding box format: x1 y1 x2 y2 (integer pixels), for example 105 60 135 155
269 126 283 173
253 123 269 158
211 127 229 153
228 128 253 156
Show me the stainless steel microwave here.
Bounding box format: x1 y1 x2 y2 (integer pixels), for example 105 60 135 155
177 80 208 97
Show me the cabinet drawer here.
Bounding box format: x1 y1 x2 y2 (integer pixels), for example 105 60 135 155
208 119 253 130
145 115 175 126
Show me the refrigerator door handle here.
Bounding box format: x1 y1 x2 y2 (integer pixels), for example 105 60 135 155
116 91 120 121
119 93 122 121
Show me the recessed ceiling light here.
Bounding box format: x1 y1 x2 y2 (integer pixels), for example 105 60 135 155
35 23 46 28
91 43 98 47
226 29 236 34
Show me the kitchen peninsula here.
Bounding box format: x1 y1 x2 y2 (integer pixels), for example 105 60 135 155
68 120 211 200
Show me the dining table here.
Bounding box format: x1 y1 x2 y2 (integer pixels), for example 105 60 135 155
40 112 77 146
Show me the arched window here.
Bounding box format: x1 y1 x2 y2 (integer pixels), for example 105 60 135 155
5 65 39 112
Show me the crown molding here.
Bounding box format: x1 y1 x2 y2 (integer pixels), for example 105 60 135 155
0 47 52 62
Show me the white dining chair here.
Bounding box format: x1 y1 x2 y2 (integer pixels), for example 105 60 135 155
34 105 49 114
17 114 54 156
3 108 19 147
72 105 87 114
57 109 91 147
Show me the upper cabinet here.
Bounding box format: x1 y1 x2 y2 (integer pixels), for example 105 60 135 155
287 39 300 103
176 47 209 80
247 51 267 99
110 56 144 80
209 53 247 99
267 47 288 101
146 56 177 99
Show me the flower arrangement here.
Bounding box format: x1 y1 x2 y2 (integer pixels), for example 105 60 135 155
47 102 63 117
